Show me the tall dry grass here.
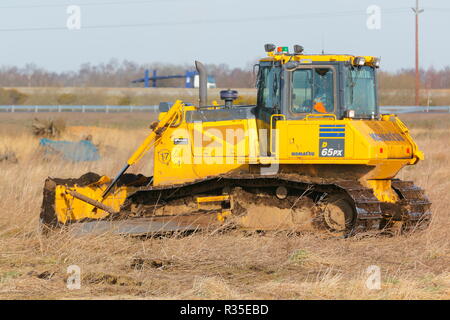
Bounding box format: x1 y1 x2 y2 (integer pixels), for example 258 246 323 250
0 113 448 300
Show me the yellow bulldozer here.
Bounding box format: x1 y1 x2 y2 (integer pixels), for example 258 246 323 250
41 44 431 237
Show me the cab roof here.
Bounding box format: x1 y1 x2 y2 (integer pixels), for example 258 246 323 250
260 52 379 68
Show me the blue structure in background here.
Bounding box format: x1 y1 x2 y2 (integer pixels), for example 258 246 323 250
39 138 100 162
132 69 199 88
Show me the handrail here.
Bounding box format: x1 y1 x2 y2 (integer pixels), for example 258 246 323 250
269 114 286 154
305 113 337 121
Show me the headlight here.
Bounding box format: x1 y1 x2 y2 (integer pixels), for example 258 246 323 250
353 57 366 66
264 43 276 53
293 45 304 54
285 61 300 71
372 57 381 68
345 110 355 118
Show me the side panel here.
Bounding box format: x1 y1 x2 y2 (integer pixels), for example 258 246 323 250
351 120 412 160
283 121 354 161
153 122 197 185
153 118 259 186
271 117 418 179
279 119 413 162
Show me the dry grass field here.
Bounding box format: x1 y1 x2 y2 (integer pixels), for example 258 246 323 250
0 112 448 300
2 87 258 106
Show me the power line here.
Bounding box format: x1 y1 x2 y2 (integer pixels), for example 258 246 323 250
0 0 186 9
425 7 450 12
0 8 411 33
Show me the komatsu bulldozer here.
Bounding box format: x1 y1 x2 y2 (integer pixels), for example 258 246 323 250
41 44 431 236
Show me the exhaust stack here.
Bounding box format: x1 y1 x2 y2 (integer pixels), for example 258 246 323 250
195 61 207 108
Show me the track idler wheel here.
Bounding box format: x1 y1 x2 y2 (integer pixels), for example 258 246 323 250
318 194 356 235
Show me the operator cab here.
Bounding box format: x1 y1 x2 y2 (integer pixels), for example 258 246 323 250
256 44 380 121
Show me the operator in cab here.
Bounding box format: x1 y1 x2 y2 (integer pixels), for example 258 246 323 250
311 68 333 113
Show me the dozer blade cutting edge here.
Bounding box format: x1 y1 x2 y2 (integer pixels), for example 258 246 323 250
68 217 218 237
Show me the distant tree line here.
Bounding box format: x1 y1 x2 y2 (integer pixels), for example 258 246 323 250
1 60 450 106
378 67 450 90
0 59 449 90
0 60 256 89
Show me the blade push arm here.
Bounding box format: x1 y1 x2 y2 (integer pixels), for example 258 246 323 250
101 100 183 198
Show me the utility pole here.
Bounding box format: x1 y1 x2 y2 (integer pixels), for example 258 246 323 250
412 0 424 106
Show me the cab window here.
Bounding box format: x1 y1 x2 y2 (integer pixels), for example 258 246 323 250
344 66 377 118
291 67 335 114
257 65 281 111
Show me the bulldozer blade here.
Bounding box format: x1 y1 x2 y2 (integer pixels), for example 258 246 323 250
41 172 152 227
68 214 219 237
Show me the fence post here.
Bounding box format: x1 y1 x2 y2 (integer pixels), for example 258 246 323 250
35 105 38 113
11 105 15 113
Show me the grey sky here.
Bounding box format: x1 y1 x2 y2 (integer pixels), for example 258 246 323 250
0 0 448 72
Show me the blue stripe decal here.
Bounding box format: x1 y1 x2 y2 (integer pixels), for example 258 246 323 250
319 128 345 132
320 133 345 137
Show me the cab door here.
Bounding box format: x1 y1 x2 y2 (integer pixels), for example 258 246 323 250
255 63 282 156
286 66 340 159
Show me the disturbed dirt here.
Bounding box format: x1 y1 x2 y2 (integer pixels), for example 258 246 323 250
229 187 317 231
